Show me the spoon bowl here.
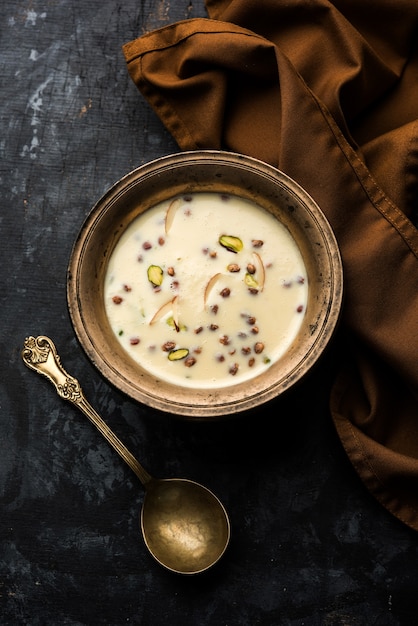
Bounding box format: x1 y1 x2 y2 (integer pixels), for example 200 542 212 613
21 335 230 575
142 478 230 574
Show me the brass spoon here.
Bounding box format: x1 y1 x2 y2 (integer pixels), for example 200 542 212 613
21 335 230 575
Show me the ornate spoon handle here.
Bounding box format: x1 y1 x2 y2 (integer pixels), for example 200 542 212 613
21 335 152 486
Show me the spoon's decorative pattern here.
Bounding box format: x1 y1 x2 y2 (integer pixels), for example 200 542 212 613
22 335 82 402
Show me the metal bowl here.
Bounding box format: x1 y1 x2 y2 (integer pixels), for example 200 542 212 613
67 151 342 418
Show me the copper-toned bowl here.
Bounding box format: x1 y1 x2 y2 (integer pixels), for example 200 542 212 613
67 151 342 418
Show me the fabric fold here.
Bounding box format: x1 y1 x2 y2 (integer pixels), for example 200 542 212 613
123 1 418 530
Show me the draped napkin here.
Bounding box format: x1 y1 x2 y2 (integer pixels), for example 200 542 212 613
123 0 418 530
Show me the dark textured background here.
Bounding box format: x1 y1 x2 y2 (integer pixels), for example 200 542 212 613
2 1 418 624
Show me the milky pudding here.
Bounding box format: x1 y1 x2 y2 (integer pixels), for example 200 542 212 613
104 192 308 389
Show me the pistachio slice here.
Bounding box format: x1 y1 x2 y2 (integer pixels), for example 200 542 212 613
219 235 243 254
168 348 189 361
165 197 181 234
147 264 164 286
167 316 187 332
244 272 259 290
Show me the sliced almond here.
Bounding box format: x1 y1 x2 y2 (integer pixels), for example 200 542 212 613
204 272 222 306
172 294 180 331
149 295 177 325
253 252 265 291
165 198 181 234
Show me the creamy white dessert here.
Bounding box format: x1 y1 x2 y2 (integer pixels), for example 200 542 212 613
104 192 308 389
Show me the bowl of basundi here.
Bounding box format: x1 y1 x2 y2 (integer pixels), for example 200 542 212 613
67 151 343 418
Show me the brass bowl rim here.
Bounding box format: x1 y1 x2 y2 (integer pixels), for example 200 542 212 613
67 150 343 418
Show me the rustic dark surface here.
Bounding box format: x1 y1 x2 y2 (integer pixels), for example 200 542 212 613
2 2 418 624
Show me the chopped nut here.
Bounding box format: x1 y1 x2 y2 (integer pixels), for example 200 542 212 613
209 250 217 258
158 236 165 246
220 287 231 298
167 266 175 276
297 304 304 313
216 354 225 362
241 346 251 355
168 348 189 361
229 363 239 375
251 326 259 334
112 295 123 304
209 324 219 331
246 263 256 275
251 239 264 248
219 335 230 345
248 287 259 295
184 356 197 367
211 304 219 314
248 357 255 367
162 341 176 352
123 284 132 292
129 337 140 345
227 263 240 273
219 235 243 253
147 265 164 286
142 241 152 250
247 316 257 325
254 342 265 354
194 326 204 334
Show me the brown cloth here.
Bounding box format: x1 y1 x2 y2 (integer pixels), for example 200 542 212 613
123 1 418 530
